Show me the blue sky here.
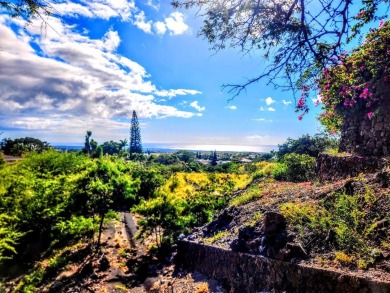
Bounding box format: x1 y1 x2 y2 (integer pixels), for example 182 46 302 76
0 0 327 151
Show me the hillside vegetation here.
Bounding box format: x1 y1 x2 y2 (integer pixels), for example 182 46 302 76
1 133 389 292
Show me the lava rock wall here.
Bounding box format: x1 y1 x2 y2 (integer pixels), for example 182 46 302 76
339 98 390 157
177 241 390 293
316 153 389 182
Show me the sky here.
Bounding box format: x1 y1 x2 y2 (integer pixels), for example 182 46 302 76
0 0 328 151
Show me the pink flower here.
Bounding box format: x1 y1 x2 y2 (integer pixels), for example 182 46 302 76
380 20 385 27
359 87 370 99
298 115 303 121
297 97 305 108
367 112 374 119
357 10 366 19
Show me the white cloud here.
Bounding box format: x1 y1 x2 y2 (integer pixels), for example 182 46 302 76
52 0 136 21
265 97 275 105
252 118 272 123
134 11 152 34
164 12 189 35
154 89 202 98
49 1 189 37
282 100 292 105
154 21 167 35
146 0 160 10
190 101 206 112
226 105 237 110
103 30 121 51
0 11 201 138
312 95 322 105
260 106 275 112
246 135 270 141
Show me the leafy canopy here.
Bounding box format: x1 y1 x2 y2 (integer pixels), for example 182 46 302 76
317 20 390 132
173 0 389 102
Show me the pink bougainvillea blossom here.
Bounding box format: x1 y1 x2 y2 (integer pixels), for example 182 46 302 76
316 20 390 132
297 97 305 108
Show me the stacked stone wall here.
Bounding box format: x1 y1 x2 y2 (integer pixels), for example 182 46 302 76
316 153 390 182
339 97 390 157
177 241 390 293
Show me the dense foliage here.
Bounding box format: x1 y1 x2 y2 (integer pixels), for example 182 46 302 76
273 153 316 182
280 178 387 269
276 133 339 159
0 151 139 263
317 20 390 132
1 137 51 156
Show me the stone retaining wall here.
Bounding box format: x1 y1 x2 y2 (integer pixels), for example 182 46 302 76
316 153 390 182
339 93 390 157
177 241 390 293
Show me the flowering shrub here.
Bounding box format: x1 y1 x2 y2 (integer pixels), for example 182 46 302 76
317 20 390 133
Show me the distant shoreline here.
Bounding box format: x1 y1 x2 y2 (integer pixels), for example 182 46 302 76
53 143 276 153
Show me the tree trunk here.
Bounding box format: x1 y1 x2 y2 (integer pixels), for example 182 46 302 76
96 213 105 251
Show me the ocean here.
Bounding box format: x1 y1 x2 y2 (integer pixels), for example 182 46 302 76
53 143 276 153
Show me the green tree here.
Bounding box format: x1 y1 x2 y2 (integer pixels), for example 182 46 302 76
0 214 24 261
172 0 390 101
133 192 184 251
0 137 51 156
75 157 139 249
211 150 218 166
129 111 142 157
83 131 92 154
0 153 5 167
175 150 196 163
273 153 316 182
276 133 339 159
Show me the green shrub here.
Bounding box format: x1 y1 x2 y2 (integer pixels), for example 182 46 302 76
280 183 383 269
54 216 96 242
271 163 288 181
278 153 316 182
0 153 5 167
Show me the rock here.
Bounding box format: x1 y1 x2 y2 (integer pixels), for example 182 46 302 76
286 242 308 259
187 235 195 241
49 281 63 291
230 214 288 258
99 255 110 271
376 171 390 187
325 229 336 243
202 207 238 237
90 272 98 280
260 212 286 234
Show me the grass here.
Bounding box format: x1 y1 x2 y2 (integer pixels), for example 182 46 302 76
114 284 128 291
13 242 88 292
278 180 387 269
204 231 229 244
229 184 263 207
245 212 263 227
161 172 251 200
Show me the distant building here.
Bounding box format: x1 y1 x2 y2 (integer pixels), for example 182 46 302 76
239 158 252 163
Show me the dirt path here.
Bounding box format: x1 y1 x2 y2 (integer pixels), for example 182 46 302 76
38 213 225 292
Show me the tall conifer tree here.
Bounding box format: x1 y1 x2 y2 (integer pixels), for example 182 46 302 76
129 111 142 157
